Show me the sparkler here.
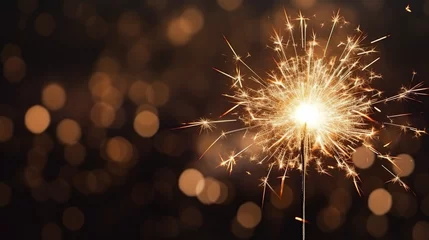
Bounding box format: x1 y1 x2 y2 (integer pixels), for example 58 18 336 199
178 10 427 239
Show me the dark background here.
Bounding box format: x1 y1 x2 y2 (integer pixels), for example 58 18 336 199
1 0 429 239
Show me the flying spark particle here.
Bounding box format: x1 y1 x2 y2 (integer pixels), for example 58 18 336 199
406 5 412 12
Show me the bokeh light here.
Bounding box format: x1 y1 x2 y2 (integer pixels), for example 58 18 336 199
413 221 429 240
270 185 294 210
62 207 84 231
217 0 243 11
0 116 14 142
236 202 262 229
134 111 159 138
117 11 141 38
392 153 415 177
41 223 62 240
90 102 116 128
25 105 51 134
105 137 133 163
147 81 170 106
231 217 254 239
0 183 11 207
56 119 82 145
178 168 204 197
3 56 26 83
1 44 22 63
317 206 342 232
42 83 66 111
18 0 38 14
64 143 86 166
368 188 392 215
85 15 108 40
366 214 388 238
128 80 149 105
167 7 204 46
352 146 375 169
292 0 317 9
196 177 223 205
35 13 56 37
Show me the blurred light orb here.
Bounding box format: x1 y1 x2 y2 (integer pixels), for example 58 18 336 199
146 0 167 10
24 166 43 188
117 11 141 38
128 80 149 105
270 185 293 210
0 116 14 142
56 119 81 145
413 221 429 240
27 147 48 171
392 192 417 218
127 40 150 70
352 146 375 169
196 177 221 205
0 182 11 207
18 0 38 14
368 188 392 215
35 13 56 37
100 86 123 110
64 143 86 166
362 0 384 11
292 0 316 9
105 137 133 163
96 57 120 75
216 181 229 204
231 218 254 239
25 105 51 134
181 7 204 35
147 81 170 106
236 202 262 229
90 102 116 128
178 168 204 197
217 0 243 11
167 7 204 46
62 207 84 231
3 56 26 83
134 110 159 138
42 83 66 111
366 214 388 238
425 0 429 16
392 153 415 177
41 223 62 240
85 15 108 40
1 44 22 63
88 72 111 97
317 206 342 232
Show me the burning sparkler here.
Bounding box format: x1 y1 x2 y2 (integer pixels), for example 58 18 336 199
178 10 427 239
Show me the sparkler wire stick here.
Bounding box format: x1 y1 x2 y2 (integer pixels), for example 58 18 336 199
300 124 307 240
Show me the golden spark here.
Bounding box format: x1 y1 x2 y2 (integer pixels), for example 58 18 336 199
406 4 412 13
178 10 427 239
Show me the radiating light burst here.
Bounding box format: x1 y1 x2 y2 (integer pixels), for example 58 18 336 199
180 9 427 218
